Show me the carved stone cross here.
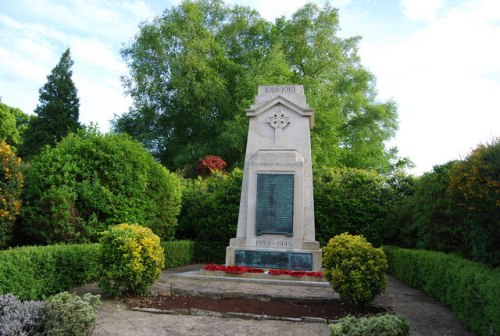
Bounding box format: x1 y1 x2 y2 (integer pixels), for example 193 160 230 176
266 107 291 145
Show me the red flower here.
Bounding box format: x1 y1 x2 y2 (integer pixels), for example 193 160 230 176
203 264 322 278
196 155 227 176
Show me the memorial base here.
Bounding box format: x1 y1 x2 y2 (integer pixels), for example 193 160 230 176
225 245 322 272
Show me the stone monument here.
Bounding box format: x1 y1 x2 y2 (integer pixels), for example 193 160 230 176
225 85 322 272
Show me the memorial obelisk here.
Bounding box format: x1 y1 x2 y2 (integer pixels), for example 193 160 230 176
225 85 322 272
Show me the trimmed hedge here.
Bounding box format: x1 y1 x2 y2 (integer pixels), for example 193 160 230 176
0 240 199 300
384 246 500 336
161 240 196 268
0 244 100 300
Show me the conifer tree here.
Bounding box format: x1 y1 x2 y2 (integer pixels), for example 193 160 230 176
20 48 81 158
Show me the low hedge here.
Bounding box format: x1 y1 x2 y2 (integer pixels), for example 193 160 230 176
0 244 100 300
383 246 500 336
0 240 200 300
161 240 196 268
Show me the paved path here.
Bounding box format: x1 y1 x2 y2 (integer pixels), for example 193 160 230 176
74 265 473 336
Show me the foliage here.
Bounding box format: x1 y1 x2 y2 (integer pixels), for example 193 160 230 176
323 233 388 306
330 314 410 336
384 246 500 336
193 241 227 263
115 0 406 174
161 240 196 268
177 168 242 244
0 244 99 300
389 140 499 266
20 128 182 244
0 294 46 336
448 139 500 266
0 101 30 151
0 141 23 248
412 162 465 252
19 48 81 159
44 292 100 336
98 224 165 296
196 155 227 176
314 167 412 246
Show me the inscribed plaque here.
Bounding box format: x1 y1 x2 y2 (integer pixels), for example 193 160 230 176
255 174 294 236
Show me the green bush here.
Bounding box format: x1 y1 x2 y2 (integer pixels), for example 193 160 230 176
384 246 500 336
177 169 242 245
0 244 99 300
389 140 499 267
314 167 410 246
161 240 196 268
44 292 100 336
0 141 23 249
21 128 182 244
99 223 165 296
323 233 388 306
412 162 465 253
448 139 500 266
330 314 410 336
193 241 227 264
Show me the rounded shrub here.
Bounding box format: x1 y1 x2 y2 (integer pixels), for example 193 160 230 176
330 314 410 336
98 223 165 296
43 292 100 336
20 128 182 244
323 233 388 306
0 141 23 249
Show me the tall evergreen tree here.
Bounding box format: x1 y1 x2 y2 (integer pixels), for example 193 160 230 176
19 48 81 159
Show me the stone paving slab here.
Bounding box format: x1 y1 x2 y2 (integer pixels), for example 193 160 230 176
93 300 331 336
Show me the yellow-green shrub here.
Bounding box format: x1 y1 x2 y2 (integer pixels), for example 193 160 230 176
323 233 388 306
98 224 165 296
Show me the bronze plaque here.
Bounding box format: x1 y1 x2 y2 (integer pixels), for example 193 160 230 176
256 173 294 236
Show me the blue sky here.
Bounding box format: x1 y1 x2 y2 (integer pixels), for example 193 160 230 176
1 0 499 174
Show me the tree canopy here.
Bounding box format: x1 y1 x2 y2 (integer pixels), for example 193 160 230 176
115 0 406 173
0 101 29 151
19 48 81 159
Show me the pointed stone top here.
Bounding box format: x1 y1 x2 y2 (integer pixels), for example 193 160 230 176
246 85 314 128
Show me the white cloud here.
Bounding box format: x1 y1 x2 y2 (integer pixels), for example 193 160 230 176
400 0 444 21
0 0 156 129
361 0 500 173
70 37 126 73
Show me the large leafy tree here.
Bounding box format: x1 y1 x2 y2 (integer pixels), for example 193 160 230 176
0 101 30 151
19 48 81 159
115 0 405 173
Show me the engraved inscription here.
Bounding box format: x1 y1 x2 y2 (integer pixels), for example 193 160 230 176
247 161 304 167
256 174 294 236
254 239 293 248
264 86 296 94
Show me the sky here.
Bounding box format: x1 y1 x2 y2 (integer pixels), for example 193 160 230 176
0 0 499 174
